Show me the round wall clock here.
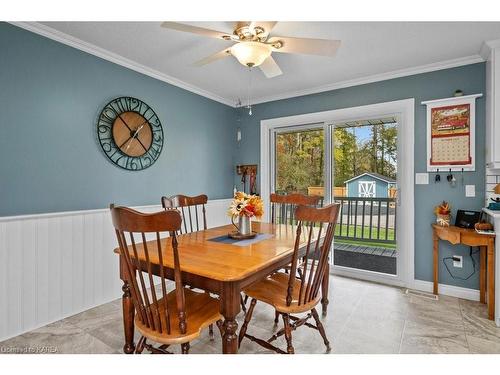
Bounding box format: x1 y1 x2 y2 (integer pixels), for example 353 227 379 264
97 97 164 171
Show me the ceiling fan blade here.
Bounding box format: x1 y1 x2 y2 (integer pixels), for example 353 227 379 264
259 55 283 78
268 36 340 57
249 21 278 36
193 48 232 66
161 22 232 40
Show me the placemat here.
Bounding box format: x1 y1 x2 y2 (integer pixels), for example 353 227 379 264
208 233 274 247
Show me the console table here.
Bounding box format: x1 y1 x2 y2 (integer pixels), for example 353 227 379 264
432 224 495 320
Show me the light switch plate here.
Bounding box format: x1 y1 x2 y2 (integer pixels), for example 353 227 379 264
465 185 475 197
415 173 429 185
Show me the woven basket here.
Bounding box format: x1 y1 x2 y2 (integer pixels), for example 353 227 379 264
436 213 451 227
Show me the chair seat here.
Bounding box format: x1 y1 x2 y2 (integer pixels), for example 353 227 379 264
135 288 222 345
243 272 320 314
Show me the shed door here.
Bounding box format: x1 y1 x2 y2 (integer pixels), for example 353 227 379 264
358 181 375 197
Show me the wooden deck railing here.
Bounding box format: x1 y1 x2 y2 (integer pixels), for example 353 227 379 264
334 196 397 244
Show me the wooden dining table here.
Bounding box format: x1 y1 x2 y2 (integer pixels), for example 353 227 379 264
114 221 330 354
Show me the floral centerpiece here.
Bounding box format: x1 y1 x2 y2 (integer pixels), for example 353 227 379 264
434 201 451 227
227 192 264 235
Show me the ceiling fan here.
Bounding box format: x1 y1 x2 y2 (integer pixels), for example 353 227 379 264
160 21 341 78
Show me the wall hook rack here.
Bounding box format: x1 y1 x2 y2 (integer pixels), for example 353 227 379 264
236 164 258 195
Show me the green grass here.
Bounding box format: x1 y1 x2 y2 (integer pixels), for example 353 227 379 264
334 224 396 249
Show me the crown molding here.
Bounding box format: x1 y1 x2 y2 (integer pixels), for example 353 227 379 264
9 22 236 107
249 55 485 105
480 38 500 60
9 22 487 108
480 42 492 60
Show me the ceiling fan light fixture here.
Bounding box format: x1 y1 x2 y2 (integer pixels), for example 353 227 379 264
230 41 272 68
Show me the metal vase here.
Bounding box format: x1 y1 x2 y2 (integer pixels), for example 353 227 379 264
238 215 252 235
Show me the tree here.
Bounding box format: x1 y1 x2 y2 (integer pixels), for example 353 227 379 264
333 128 357 187
354 123 397 180
276 129 324 194
274 123 397 196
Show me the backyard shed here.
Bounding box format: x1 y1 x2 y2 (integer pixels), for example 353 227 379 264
344 172 396 198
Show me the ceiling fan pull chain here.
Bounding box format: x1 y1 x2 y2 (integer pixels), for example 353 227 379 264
247 67 253 115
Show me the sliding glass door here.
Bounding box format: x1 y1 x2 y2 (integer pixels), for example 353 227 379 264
269 114 405 286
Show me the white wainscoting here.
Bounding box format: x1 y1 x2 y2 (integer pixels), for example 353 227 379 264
0 199 232 342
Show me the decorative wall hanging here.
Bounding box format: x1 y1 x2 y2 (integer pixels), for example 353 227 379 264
422 93 482 172
236 164 258 195
97 97 164 171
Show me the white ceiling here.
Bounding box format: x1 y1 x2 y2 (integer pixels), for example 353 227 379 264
34 22 500 105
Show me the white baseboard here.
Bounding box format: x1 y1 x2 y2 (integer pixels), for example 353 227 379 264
410 279 480 301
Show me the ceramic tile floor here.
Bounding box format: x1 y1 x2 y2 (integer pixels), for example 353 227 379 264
1 275 500 354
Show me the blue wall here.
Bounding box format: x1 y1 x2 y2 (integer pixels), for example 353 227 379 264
0 23 236 216
234 63 486 290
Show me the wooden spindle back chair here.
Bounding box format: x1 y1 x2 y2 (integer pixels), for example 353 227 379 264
161 194 229 324
110 205 222 354
266 193 323 320
270 193 322 225
161 194 208 234
239 203 340 354
286 204 339 308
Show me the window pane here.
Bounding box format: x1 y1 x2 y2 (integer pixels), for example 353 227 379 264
275 128 324 196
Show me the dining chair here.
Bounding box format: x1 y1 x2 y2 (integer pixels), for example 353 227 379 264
267 192 323 322
238 203 340 354
161 194 208 234
110 205 223 354
270 193 322 225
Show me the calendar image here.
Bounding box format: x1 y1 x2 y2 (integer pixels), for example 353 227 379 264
422 94 481 172
431 104 470 136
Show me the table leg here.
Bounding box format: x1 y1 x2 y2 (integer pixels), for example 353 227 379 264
220 282 240 354
120 256 135 354
122 281 135 353
487 239 495 320
433 231 439 295
480 246 486 304
321 262 330 316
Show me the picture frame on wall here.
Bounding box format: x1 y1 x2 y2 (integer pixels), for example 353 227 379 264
422 93 482 172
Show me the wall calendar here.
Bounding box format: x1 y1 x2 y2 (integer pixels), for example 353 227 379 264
422 93 482 172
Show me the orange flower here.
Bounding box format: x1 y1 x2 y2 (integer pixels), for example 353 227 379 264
248 195 264 218
227 191 264 218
